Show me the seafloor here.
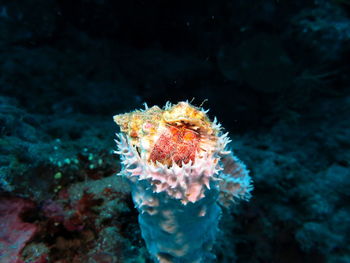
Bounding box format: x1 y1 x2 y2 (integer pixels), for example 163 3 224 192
0 0 349 262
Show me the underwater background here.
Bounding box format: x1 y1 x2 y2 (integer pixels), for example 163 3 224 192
0 0 349 262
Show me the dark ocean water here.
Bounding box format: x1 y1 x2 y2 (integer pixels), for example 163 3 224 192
0 0 349 262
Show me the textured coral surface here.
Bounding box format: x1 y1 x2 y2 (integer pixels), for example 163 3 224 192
114 101 252 205
149 124 200 166
114 101 252 262
0 197 38 263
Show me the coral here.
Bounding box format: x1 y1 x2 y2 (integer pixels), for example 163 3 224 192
0 197 38 263
21 243 49 263
38 172 139 262
0 95 121 200
114 101 252 262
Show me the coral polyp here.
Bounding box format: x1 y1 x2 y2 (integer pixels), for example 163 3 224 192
114 101 252 262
